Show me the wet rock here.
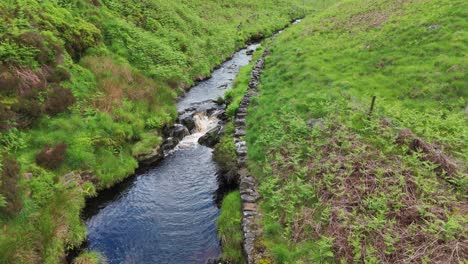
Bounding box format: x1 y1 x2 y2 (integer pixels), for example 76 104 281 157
170 124 190 141
134 146 164 166
198 125 223 148
211 109 227 121
218 83 228 89
162 137 179 152
180 115 195 132
246 49 255 55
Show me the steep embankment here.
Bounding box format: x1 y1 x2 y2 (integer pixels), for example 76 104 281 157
0 0 308 263
242 0 466 263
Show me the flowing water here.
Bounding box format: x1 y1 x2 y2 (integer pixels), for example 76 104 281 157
83 43 260 264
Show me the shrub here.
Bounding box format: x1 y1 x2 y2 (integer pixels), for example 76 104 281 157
11 98 42 128
44 85 76 116
45 66 72 83
16 31 61 66
0 156 22 216
0 105 15 131
73 251 106 264
0 66 19 93
36 142 68 169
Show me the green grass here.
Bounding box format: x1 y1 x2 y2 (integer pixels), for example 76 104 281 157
73 251 106 264
217 191 244 264
0 0 310 262
246 0 467 262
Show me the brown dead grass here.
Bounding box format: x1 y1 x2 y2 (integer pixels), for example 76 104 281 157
82 56 158 113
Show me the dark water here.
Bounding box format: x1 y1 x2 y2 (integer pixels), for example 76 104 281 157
84 44 260 264
177 44 260 112
86 146 220 263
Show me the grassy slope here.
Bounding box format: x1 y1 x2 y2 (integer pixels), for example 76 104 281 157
0 0 307 263
247 0 467 263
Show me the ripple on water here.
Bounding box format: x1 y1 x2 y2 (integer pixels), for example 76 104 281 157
86 146 221 264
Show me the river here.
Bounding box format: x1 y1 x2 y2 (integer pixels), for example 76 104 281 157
83 43 260 264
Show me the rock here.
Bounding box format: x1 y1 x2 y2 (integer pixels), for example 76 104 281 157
428 24 440 30
180 115 195 131
170 124 190 141
211 109 227 121
134 146 164 166
308 118 324 129
198 125 223 147
243 203 257 212
162 137 179 152
218 83 228 89
23 172 33 180
234 128 246 137
246 49 255 55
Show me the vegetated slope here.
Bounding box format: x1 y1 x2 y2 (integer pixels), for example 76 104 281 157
0 0 307 263
246 0 467 262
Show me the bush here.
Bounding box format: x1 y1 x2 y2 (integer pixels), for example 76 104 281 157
0 156 22 217
36 143 68 169
0 66 19 93
45 66 72 83
44 85 76 116
11 98 42 128
0 105 15 131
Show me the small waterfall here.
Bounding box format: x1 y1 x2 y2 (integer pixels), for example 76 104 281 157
177 112 219 149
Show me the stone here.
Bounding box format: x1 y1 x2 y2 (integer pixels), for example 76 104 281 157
180 115 195 131
235 118 246 126
170 124 190 141
134 145 164 166
308 118 324 129
243 203 257 211
23 172 33 180
162 137 179 152
241 194 258 203
235 128 246 137
198 125 223 147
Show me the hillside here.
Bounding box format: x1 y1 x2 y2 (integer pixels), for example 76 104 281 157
0 0 307 263
238 0 466 262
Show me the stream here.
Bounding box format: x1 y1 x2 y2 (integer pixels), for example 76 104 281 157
82 43 260 264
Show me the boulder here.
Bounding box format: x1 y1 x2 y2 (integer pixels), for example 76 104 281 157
170 124 190 141
162 137 179 152
198 125 223 147
180 115 195 132
134 146 164 166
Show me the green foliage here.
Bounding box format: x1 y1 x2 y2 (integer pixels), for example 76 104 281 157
217 191 244 264
0 0 308 262
213 124 237 173
131 132 161 157
225 46 265 117
246 0 467 262
73 251 106 264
